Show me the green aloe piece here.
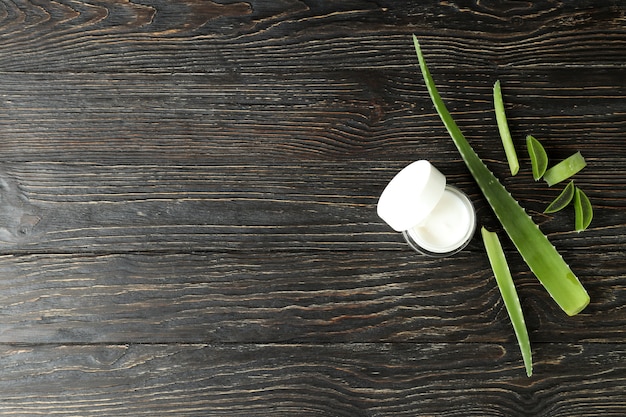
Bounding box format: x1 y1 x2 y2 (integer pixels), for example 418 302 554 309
481 227 533 377
493 81 519 176
543 151 586 186
526 135 548 180
413 35 589 316
574 187 593 232
544 180 576 214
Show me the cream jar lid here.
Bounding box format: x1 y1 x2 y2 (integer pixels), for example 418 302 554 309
377 160 446 232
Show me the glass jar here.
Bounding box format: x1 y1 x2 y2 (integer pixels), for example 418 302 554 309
378 160 476 257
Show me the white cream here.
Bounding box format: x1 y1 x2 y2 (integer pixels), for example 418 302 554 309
405 186 475 254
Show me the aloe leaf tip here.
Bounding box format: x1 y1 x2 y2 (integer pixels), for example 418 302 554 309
493 80 519 176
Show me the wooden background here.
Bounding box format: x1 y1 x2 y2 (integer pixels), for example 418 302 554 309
0 0 623 415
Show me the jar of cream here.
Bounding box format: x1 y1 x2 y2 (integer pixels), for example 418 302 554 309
377 160 476 257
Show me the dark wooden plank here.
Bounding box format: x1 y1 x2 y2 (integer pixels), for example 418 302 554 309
0 1 622 72
0 160 618 252
0 342 623 416
0 251 621 344
0 69 623 163
0 1 621 415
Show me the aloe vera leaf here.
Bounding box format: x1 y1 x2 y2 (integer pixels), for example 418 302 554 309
526 135 548 180
574 187 593 232
544 180 576 214
413 35 589 316
543 151 586 186
493 81 519 176
481 227 533 377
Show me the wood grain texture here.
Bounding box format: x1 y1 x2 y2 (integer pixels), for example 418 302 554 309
0 69 623 163
0 161 619 254
0 343 623 416
0 0 623 414
0 251 622 344
0 0 622 72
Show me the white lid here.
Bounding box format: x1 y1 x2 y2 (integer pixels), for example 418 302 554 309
377 160 446 232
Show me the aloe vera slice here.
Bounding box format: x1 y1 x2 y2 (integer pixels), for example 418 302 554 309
574 187 593 232
526 135 548 180
543 151 586 186
544 180 575 213
493 81 519 176
413 35 589 316
481 227 533 377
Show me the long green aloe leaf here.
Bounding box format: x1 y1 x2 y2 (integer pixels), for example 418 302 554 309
481 227 532 377
413 35 589 316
